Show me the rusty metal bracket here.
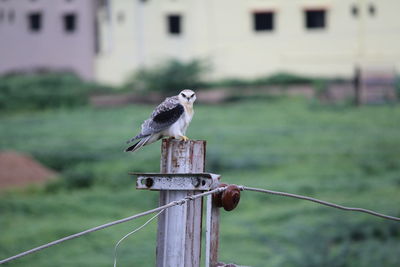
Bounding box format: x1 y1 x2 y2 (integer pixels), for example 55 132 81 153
131 172 221 191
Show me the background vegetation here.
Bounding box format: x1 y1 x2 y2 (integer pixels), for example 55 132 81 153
1 95 399 266
123 59 348 96
0 72 111 112
124 59 208 96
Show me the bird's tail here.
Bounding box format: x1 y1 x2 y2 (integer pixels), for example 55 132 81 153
126 134 146 144
125 135 151 152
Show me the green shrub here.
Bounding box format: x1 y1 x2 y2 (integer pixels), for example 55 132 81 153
206 78 251 88
253 72 314 86
125 59 208 95
206 72 331 88
0 72 111 111
63 169 95 189
33 150 104 172
281 219 400 267
312 78 330 95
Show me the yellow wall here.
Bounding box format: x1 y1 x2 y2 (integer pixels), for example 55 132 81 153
95 0 137 85
95 0 400 85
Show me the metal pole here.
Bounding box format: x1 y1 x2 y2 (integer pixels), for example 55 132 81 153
354 65 361 106
156 139 206 267
205 195 220 267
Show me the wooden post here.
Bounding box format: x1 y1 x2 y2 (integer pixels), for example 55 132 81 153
354 65 361 106
156 139 206 267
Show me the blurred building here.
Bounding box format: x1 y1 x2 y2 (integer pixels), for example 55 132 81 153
1 0 400 85
0 0 96 80
96 0 400 85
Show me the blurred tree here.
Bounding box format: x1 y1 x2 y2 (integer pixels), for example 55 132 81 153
125 59 208 96
0 72 111 111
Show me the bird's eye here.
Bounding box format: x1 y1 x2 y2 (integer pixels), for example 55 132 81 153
181 93 186 97
190 94 195 98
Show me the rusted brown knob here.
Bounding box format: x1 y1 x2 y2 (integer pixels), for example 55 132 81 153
213 184 241 211
213 183 228 208
221 185 241 211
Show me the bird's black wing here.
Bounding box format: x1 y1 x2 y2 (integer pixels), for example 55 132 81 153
147 104 184 133
126 96 184 145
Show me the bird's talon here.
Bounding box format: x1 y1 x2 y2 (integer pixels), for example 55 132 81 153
181 136 189 141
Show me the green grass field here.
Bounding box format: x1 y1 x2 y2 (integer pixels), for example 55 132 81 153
1 97 400 266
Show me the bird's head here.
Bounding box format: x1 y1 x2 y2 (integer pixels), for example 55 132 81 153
178 89 196 105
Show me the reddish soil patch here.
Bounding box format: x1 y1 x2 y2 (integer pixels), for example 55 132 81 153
0 151 57 190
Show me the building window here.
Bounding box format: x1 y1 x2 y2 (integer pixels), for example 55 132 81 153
98 0 107 8
253 11 274 32
369 4 376 16
117 11 125 24
28 12 42 32
167 14 181 35
351 5 358 17
63 13 77 33
304 9 326 29
8 10 15 23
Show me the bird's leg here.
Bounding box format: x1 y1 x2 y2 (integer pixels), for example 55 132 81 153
179 135 189 141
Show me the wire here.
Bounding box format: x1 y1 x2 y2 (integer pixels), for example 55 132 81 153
2 184 399 265
241 186 400 222
0 187 227 265
113 209 165 267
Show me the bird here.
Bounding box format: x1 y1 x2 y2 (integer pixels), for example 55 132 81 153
125 89 197 152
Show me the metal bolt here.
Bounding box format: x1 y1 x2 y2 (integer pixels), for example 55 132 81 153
192 178 201 187
145 178 154 188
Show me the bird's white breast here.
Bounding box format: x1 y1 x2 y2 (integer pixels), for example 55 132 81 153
162 104 194 138
183 105 193 124
174 105 193 135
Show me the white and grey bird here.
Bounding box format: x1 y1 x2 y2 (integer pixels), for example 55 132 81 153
125 89 196 152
